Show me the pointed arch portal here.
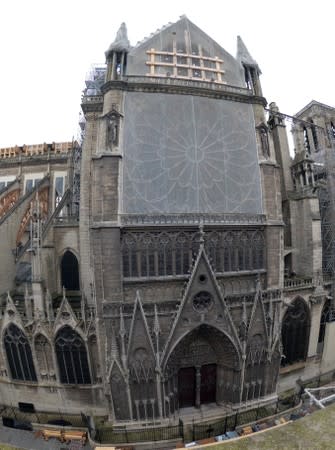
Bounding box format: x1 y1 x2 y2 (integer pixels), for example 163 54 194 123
165 325 240 410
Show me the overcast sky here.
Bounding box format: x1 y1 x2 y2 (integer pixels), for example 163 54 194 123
1 0 334 148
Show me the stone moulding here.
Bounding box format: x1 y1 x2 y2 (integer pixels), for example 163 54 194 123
120 213 266 226
100 76 267 106
81 96 103 113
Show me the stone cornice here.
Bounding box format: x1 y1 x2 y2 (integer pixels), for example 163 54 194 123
0 154 69 168
92 152 122 160
120 212 266 227
101 76 267 106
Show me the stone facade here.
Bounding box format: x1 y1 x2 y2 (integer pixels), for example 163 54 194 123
0 17 334 424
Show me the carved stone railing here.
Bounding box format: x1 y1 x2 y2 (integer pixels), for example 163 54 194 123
81 95 103 104
284 277 313 290
0 142 74 160
225 288 282 305
121 213 266 226
283 275 333 291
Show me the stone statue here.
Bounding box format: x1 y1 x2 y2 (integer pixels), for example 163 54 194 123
107 116 118 148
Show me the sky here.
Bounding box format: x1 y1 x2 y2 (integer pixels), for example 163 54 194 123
0 0 334 149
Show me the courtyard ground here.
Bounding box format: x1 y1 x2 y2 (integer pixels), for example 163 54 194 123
201 401 335 450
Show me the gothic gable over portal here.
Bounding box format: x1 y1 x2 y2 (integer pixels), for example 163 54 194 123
162 242 241 369
127 16 245 87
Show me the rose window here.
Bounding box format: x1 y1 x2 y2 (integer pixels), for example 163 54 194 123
193 291 213 313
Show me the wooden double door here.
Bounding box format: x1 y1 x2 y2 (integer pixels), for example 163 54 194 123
178 364 217 408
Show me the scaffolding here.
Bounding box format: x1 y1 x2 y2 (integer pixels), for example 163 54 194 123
305 386 335 409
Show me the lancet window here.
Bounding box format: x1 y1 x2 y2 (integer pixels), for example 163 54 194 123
4 324 37 382
61 250 80 291
303 127 311 154
55 326 91 384
331 122 335 141
122 229 265 278
310 120 318 151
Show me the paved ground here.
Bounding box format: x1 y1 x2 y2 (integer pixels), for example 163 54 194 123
202 402 335 449
0 424 93 450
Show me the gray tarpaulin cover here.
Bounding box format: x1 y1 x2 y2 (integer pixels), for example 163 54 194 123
122 92 262 214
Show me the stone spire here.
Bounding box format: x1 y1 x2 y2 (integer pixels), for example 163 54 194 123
105 22 130 57
105 23 130 81
119 307 127 370
236 36 261 73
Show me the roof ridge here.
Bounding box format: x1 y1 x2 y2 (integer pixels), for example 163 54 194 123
133 20 175 49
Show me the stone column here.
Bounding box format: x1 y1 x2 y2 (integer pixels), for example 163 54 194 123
307 300 323 358
321 322 335 372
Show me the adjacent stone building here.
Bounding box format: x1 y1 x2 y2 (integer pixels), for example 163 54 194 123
0 16 334 424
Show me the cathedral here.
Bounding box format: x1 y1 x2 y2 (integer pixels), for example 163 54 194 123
0 16 334 426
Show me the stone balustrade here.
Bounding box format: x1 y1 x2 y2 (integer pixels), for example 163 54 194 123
0 142 75 159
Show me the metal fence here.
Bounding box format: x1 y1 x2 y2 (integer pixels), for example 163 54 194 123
93 402 284 445
188 404 274 442
94 423 183 444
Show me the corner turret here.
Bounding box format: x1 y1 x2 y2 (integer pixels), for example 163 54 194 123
105 22 130 81
237 36 262 96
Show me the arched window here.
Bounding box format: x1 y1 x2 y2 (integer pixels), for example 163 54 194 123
175 233 192 275
61 250 79 290
281 298 310 367
238 232 248 270
331 122 335 140
55 326 91 384
4 324 37 381
310 119 318 151
122 233 138 277
158 233 173 276
303 127 311 154
223 232 234 272
318 299 331 349
140 233 155 277
205 231 222 272
251 231 265 270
